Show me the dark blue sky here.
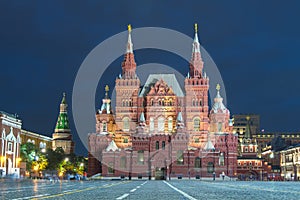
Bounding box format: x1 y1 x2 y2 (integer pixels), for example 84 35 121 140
1 1 300 155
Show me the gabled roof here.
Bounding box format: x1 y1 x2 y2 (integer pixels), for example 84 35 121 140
139 74 184 97
106 140 119 151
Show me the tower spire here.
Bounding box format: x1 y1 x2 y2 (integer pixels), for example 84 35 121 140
55 92 70 131
100 85 112 114
126 24 133 53
122 24 137 79
189 23 204 78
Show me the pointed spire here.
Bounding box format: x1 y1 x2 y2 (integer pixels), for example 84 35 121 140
100 85 112 114
55 93 70 131
61 92 66 104
126 24 133 53
192 23 200 53
122 24 137 79
139 112 145 122
177 112 183 123
105 85 109 99
189 23 204 78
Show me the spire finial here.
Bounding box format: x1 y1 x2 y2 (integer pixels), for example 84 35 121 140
63 92 66 97
105 85 109 92
128 24 132 32
216 84 220 91
194 23 198 33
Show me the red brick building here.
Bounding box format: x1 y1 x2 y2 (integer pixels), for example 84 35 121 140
88 25 238 179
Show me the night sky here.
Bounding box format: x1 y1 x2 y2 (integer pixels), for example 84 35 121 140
1 1 300 156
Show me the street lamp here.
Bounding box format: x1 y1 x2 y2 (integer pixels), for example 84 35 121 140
212 148 216 181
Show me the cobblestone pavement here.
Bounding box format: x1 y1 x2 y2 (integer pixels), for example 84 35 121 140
1 179 300 200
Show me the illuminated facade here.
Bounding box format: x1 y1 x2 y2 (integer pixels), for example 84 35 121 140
0 111 22 178
88 25 238 179
280 144 300 181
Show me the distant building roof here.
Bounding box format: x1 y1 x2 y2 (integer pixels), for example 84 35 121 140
0 111 18 119
139 74 184 97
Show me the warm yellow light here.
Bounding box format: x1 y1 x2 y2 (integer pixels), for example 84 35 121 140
17 158 22 162
59 172 63 177
33 165 39 171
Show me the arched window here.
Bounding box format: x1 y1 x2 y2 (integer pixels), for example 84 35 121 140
155 141 159 150
192 99 195 106
176 150 183 165
150 117 154 132
123 117 130 131
150 99 154 106
120 157 126 169
199 100 202 106
162 99 165 106
158 117 165 132
193 118 200 131
219 152 225 166
168 117 173 132
158 99 162 106
108 162 114 174
162 141 166 150
138 150 144 165
122 100 125 107
102 121 107 132
123 138 128 143
195 157 201 168
169 99 173 106
39 142 44 149
125 100 129 107
207 162 214 173
218 122 222 132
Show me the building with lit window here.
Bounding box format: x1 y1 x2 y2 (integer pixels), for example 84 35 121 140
280 144 300 181
88 25 238 179
0 111 22 178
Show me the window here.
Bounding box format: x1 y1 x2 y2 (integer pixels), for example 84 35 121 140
162 141 166 150
245 147 248 152
108 162 114 174
138 151 144 165
150 99 154 106
195 157 201 168
207 162 214 173
176 150 184 165
156 141 159 150
158 117 165 132
123 138 128 143
199 100 202 106
103 122 107 132
195 138 199 143
120 157 126 169
218 122 222 132
193 118 200 131
150 118 154 131
8 142 12 152
250 147 253 152
219 152 225 166
123 117 130 131
168 117 173 132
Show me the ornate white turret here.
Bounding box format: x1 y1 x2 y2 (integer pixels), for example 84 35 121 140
211 84 228 114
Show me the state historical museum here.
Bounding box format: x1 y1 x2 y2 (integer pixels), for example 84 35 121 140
88 25 238 179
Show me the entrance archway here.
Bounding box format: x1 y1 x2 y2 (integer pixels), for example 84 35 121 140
155 167 166 180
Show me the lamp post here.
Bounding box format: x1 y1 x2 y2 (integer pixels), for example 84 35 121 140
212 148 216 181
